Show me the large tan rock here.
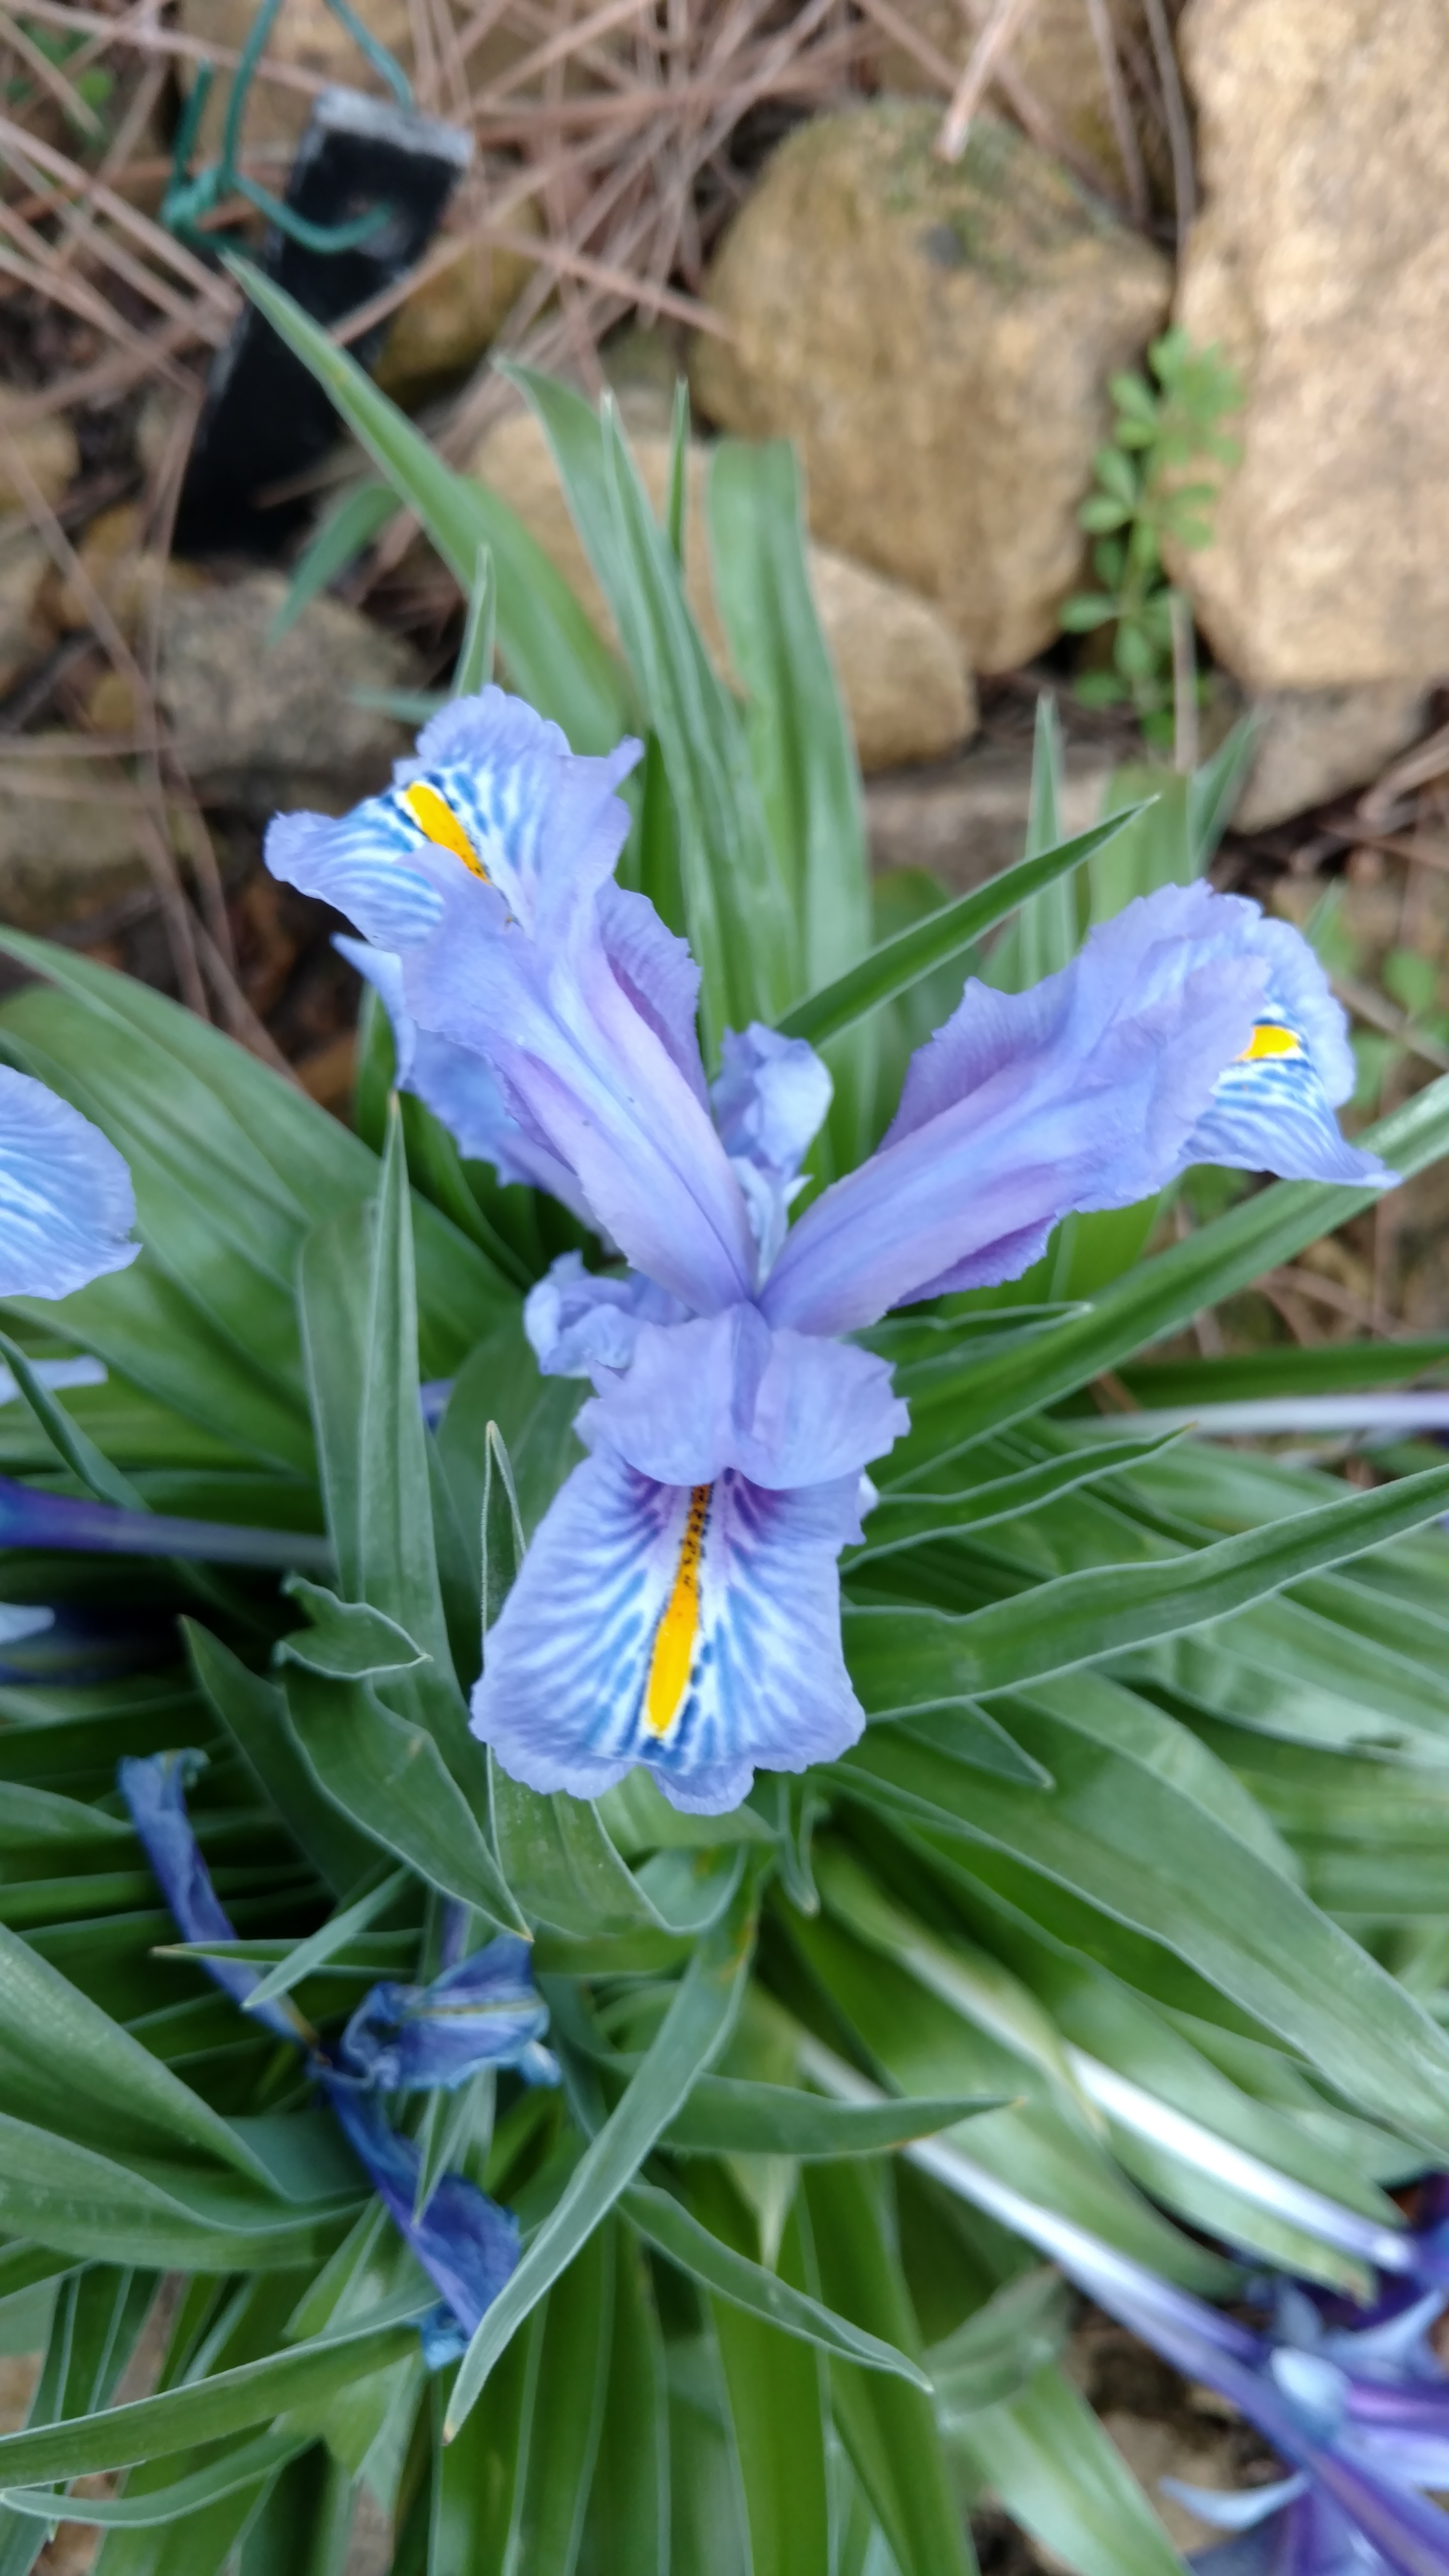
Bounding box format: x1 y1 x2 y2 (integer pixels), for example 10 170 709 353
1234 684 1431 833
690 106 1170 673
867 0 1169 208
469 412 976 772
0 522 54 696
0 740 152 929
158 574 419 806
51 505 210 642
375 207 541 405
0 404 77 510
1175 0 1449 691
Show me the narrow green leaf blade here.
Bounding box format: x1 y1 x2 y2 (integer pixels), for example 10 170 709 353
624 2179 930 2386
0 2324 415 2486
225 258 629 751
661 2077 1002 2158
443 1888 756 2432
283 1666 523 1933
777 809 1146 1052
846 1461 1449 1707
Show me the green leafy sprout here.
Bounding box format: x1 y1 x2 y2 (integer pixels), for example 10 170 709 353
1061 326 1244 744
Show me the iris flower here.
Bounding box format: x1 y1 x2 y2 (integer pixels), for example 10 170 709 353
268 688 1391 1816
119 1752 553 2362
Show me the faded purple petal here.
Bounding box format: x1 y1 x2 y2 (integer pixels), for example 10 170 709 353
317 2070 519 2346
340 1935 557 2093
117 1752 303 2041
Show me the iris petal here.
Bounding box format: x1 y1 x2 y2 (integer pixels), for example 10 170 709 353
317 2071 519 2348
472 1444 868 1815
764 885 1390 1337
0 1068 137 1301
337 937 588 1208
118 1752 305 2041
340 1936 557 2093
525 1253 684 1379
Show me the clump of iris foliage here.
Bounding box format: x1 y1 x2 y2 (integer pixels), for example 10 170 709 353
1 268 1449 2576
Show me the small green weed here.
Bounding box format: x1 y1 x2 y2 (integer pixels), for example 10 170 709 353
1061 327 1243 743
3 15 115 134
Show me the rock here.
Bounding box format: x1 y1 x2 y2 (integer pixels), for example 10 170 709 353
0 403 77 510
690 106 1171 673
469 411 976 771
176 0 416 160
374 205 541 404
864 738 1114 888
865 0 1168 210
1233 684 1432 832
1174 0 1449 691
157 574 419 805
0 739 152 929
805 548 977 772
51 505 211 642
0 521 54 695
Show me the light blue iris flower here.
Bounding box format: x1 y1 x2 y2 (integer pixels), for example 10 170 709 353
118 1752 550 2363
267 687 1392 1817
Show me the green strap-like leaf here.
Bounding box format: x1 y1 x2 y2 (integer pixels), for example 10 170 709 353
847 1431 1182 1564
845 1458 1449 1710
185 1621 375 1897
585 2227 670 2576
776 808 1145 1052
268 480 398 639
274 1578 428 1683
800 2160 972 2576
661 2076 1002 2158
226 257 630 753
0 2322 415 2486
623 2178 931 2388
947 2359 1187 2576
707 438 876 1165
283 1666 524 1934
511 367 799 1049
443 1884 757 2434
242 1865 410 2014
1 2430 309 2528
0 1922 275 2188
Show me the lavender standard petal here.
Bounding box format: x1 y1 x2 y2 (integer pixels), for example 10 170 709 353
574 1309 907 1491
0 1068 137 1301
336 937 588 1208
